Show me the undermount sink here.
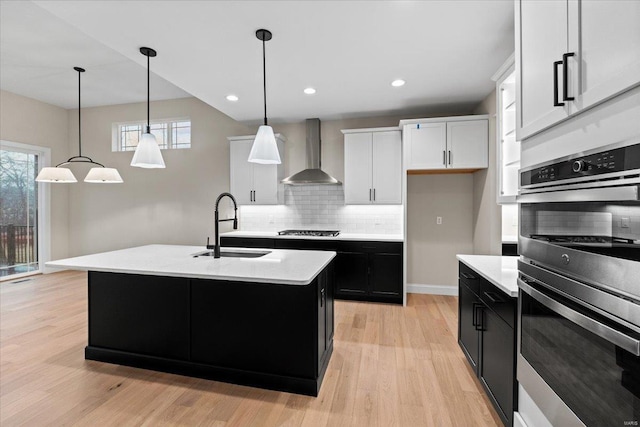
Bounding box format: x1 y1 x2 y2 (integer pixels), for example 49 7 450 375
192 250 271 258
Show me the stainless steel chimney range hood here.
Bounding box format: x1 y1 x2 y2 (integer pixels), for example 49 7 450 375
281 118 341 185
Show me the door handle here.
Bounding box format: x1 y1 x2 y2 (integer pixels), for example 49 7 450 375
320 287 325 307
472 302 480 326
461 272 477 280
474 304 485 331
373 188 376 201
369 188 372 201
562 52 575 101
443 150 446 165
483 291 504 304
448 150 452 165
554 60 565 107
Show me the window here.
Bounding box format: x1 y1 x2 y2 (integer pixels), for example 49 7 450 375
112 119 191 152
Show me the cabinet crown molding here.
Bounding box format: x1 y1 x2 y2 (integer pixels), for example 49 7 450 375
341 127 400 134
399 114 489 127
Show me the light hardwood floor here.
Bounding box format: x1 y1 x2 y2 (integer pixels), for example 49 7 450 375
1 271 501 426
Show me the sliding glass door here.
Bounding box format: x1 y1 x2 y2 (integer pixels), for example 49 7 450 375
1 142 47 279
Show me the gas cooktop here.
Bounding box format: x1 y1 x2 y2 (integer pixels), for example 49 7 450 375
278 229 340 237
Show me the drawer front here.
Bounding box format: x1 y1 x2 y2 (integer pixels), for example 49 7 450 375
220 237 275 248
479 278 516 329
458 262 481 295
274 239 337 251
337 241 402 254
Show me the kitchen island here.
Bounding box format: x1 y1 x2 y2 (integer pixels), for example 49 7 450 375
46 245 335 396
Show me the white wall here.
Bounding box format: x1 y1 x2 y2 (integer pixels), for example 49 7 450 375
406 174 474 287
0 90 70 261
66 97 249 256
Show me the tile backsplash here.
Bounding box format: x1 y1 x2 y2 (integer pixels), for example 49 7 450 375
239 185 403 234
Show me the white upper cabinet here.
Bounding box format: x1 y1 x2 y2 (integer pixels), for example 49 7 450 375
403 122 447 170
516 0 571 140
516 0 640 140
342 128 402 205
446 120 489 169
401 116 489 172
569 1 640 112
228 134 285 205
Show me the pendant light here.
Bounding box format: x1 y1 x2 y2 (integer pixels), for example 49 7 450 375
36 67 123 183
131 47 165 168
248 29 281 165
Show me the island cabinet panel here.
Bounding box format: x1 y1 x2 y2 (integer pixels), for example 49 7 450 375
190 279 317 379
85 262 334 397
88 272 190 360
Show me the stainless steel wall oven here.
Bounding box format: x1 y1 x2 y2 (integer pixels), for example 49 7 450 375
517 140 640 427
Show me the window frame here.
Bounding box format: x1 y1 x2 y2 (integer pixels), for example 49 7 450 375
111 117 191 152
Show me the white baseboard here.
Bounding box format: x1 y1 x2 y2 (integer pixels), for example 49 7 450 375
407 283 458 296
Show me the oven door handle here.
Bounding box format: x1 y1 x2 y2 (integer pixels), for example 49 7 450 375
517 185 640 204
518 278 640 356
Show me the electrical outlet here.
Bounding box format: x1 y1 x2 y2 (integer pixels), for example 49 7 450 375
621 217 630 228
436 216 442 225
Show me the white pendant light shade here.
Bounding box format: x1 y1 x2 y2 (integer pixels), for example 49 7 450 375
84 167 123 183
130 132 165 168
248 125 281 164
35 167 77 183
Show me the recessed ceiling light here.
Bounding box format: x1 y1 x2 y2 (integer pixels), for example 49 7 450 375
304 87 316 95
226 94 239 102
391 79 406 87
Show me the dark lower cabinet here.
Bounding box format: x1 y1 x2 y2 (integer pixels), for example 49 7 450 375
86 265 334 396
334 251 368 296
222 236 403 304
458 281 481 373
369 253 403 298
88 272 190 360
480 307 515 425
458 262 517 427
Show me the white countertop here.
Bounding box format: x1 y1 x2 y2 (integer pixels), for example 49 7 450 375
46 244 336 286
456 255 519 297
222 230 404 242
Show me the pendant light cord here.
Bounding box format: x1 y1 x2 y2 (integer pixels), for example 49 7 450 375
78 68 82 156
262 36 267 126
147 53 151 134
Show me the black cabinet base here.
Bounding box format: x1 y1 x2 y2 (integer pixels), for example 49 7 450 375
335 292 402 305
85 344 333 397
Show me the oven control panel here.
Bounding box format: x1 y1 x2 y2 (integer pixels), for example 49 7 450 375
521 143 640 186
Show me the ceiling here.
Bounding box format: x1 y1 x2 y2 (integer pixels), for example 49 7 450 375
2 1 514 124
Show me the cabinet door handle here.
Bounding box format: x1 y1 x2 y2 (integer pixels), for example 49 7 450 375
461 272 476 280
472 302 480 327
554 60 565 107
443 150 446 165
320 287 325 307
483 291 505 304
373 188 376 201
448 150 452 165
474 305 485 331
369 188 372 201
562 52 575 101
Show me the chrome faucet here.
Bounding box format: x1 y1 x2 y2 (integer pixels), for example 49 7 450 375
207 192 238 258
